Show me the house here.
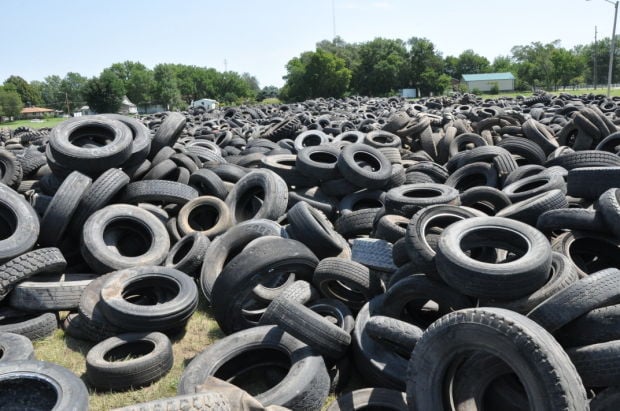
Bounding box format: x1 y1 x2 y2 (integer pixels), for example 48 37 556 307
118 96 138 115
461 72 515 92
20 106 55 119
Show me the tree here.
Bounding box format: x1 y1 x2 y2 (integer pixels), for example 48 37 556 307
60 72 88 112
257 85 279 101
455 49 491 78
3 75 41 106
241 72 260 97
214 71 255 103
316 36 361 74
352 38 408 95
108 61 154 109
153 64 183 110
83 70 125 113
0 89 24 118
407 37 447 96
491 56 514 73
38 75 63 110
280 49 351 102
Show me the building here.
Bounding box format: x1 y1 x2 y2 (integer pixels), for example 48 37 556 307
119 96 138 115
461 72 515 92
190 98 219 110
20 106 55 119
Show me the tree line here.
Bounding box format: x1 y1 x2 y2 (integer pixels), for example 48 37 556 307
279 35 619 102
0 33 617 117
0 62 277 118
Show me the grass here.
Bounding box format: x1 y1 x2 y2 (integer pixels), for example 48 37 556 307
33 299 224 410
0 117 66 130
474 87 620 100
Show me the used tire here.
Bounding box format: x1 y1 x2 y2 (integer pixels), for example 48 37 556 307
85 331 173 390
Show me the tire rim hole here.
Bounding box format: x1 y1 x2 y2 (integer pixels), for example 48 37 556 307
403 188 443 198
308 151 337 164
460 228 529 263
0 206 17 241
352 199 383 211
513 178 547 193
454 174 488 191
104 340 155 362
353 152 381 171
568 238 620 274
0 376 58 410
171 238 195 264
122 278 179 305
187 204 220 232
213 347 291 396
68 125 115 148
235 187 265 222
302 135 323 147
103 219 152 257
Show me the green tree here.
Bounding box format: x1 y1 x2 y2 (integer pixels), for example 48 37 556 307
60 72 88 112
214 71 255 103
108 61 154 109
353 38 408 95
153 64 183 110
280 49 351 102
407 37 447 96
257 85 279 101
38 75 63 110
3 75 41 106
0 89 24 118
83 70 125 113
241 72 260 98
455 49 491 78
316 36 361 74
491 55 514 73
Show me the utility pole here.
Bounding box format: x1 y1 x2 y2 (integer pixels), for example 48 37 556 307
332 0 336 40
595 25 598 89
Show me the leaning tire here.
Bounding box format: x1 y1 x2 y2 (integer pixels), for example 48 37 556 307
406 307 588 411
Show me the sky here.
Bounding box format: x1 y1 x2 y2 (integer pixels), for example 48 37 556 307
0 0 615 88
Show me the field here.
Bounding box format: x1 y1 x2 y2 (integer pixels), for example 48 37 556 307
0 117 66 130
33 299 224 410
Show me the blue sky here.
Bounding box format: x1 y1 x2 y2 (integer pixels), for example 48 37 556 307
0 0 613 88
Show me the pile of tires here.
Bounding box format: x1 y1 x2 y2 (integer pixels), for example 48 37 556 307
0 90 618 409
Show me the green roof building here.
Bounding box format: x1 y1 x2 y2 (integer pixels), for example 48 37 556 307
461 72 515 92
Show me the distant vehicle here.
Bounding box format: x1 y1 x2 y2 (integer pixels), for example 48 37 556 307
189 99 219 110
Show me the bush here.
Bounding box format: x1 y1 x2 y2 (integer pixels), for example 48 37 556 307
489 82 500 95
471 88 482 95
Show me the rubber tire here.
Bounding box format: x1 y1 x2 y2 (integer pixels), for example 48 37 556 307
85 331 173 390
8 273 96 311
176 195 233 238
39 171 92 246
406 307 588 411
0 332 34 362
337 144 392 189
259 297 351 359
211 236 318 334
99 266 198 332
527 267 620 332
436 216 553 299
178 325 329 411
81 204 170 273
0 360 89 411
225 169 289 224
0 184 39 264
164 232 210 277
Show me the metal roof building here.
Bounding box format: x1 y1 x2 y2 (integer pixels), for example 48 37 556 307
461 72 515 92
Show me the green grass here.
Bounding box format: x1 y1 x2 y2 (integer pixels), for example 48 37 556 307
0 117 66 130
34 300 223 411
475 87 620 100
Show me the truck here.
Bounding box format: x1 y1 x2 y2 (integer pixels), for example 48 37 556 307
189 98 219 110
